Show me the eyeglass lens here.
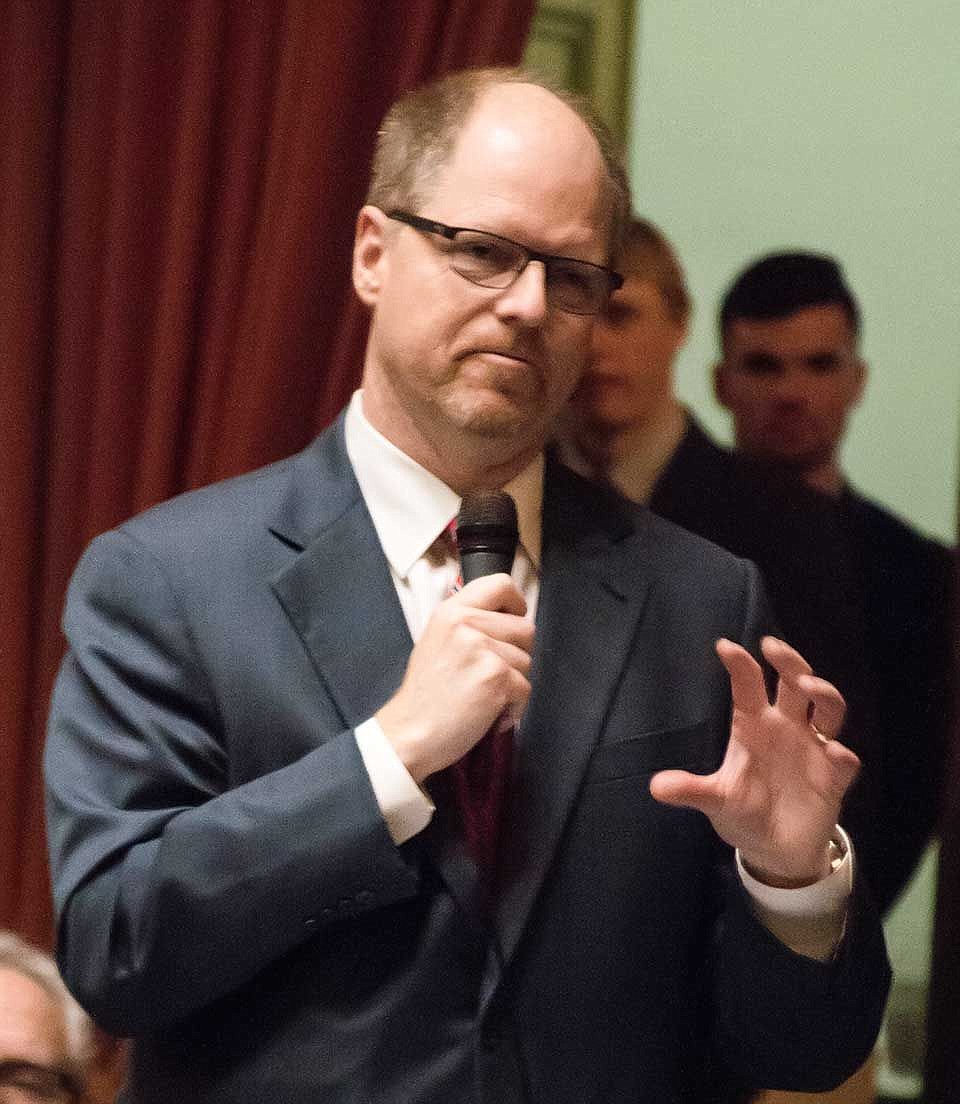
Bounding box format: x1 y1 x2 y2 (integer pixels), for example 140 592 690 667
446 231 609 315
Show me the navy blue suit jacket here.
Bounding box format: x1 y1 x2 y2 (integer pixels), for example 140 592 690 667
45 415 890 1103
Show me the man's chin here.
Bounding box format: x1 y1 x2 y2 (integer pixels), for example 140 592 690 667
451 391 545 439
751 442 828 478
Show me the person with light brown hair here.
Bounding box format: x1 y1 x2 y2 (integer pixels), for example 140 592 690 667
559 217 691 495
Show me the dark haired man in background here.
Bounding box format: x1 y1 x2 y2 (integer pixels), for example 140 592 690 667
715 252 865 496
563 237 952 1101
714 252 953 916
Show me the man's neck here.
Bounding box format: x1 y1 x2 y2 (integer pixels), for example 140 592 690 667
356 385 540 494
800 460 845 497
735 445 845 497
568 394 681 465
563 396 688 503
605 397 686 465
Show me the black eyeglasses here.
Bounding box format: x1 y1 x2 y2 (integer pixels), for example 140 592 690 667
386 210 622 316
0 1059 82 1103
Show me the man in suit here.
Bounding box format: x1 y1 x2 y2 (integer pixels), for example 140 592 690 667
45 70 890 1103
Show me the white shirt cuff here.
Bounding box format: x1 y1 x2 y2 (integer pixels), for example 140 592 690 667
736 826 854 962
355 718 435 844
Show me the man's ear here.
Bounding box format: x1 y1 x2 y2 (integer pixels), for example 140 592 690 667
673 318 690 354
352 206 389 306
713 361 730 409
852 357 868 406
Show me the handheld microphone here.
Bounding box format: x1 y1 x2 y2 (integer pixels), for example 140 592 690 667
456 492 519 583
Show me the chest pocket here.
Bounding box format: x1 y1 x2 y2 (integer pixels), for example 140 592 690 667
585 721 717 784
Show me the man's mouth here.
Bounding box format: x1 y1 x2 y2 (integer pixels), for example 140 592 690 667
468 348 534 367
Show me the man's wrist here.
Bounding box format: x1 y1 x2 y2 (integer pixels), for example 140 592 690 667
737 829 853 961
740 836 846 889
355 718 435 843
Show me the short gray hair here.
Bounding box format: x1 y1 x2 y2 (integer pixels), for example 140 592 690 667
0 930 94 1089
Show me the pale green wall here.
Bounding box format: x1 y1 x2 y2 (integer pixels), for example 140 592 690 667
624 3 958 1089
626 0 959 544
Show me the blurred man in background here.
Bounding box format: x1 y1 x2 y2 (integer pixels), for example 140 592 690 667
558 217 692 498
561 234 952 1104
715 252 952 914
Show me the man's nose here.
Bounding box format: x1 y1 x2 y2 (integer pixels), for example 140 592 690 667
771 364 812 403
591 322 616 367
494 260 549 325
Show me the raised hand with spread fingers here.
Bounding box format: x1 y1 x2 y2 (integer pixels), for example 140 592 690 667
650 635 861 887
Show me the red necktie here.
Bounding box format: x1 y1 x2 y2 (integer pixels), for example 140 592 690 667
442 520 514 876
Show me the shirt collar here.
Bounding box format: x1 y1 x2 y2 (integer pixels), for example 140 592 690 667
344 391 542 580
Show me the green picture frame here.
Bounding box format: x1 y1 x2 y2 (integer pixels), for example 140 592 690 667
524 0 635 143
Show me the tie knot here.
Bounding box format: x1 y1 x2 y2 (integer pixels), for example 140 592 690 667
444 517 458 549
424 518 459 568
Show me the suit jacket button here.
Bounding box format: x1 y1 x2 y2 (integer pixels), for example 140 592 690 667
356 890 374 906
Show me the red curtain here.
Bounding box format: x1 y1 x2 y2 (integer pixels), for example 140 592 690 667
1 0 535 947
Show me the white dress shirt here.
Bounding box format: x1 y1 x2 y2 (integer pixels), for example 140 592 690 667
343 390 851 959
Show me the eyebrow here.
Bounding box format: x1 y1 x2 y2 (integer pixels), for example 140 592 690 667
737 351 782 370
736 349 846 370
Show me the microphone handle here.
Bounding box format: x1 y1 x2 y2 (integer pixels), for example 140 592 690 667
460 549 514 584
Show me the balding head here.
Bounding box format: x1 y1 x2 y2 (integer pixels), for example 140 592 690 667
365 67 630 260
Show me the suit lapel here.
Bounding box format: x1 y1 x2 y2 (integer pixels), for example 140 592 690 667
267 419 485 926
271 499 412 733
492 462 654 967
266 432 655 954
268 421 412 731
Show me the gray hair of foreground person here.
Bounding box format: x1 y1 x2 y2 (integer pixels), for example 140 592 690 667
0 929 95 1087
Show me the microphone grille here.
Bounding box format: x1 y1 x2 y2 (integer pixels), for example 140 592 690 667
457 491 518 534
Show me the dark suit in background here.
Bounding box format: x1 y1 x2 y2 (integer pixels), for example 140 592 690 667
650 416 953 915
925 636 960 1104
44 420 889 1103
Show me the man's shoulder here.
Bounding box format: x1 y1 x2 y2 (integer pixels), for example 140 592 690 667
546 453 756 579
655 418 790 513
842 488 954 597
844 487 949 551
128 450 304 531
89 418 355 567
649 420 830 563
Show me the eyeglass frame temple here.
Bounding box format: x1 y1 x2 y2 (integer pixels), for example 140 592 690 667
384 210 623 295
